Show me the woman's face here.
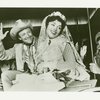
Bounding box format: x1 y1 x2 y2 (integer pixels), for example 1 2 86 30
46 20 62 39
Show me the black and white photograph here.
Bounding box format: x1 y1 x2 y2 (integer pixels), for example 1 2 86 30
1 0 100 100
0 7 100 92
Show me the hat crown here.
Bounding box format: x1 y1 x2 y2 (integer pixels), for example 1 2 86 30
10 19 33 40
15 19 28 28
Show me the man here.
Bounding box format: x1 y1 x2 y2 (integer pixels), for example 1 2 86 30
0 19 37 91
90 32 100 74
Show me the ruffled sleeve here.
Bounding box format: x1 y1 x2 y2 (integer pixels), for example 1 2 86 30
0 41 15 60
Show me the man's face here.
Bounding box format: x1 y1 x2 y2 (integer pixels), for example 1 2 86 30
98 40 100 45
18 28 34 45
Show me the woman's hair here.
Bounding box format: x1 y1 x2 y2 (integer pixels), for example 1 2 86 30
46 16 66 34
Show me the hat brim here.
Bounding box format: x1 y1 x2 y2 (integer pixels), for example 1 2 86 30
10 23 33 40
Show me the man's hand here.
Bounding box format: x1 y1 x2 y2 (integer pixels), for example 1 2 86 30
0 23 9 41
89 63 100 74
80 45 87 59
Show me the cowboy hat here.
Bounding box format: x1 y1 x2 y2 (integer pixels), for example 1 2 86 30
10 19 33 40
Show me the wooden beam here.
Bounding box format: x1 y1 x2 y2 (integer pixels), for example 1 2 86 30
89 8 98 19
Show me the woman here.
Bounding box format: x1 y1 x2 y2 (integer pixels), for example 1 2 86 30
9 11 90 91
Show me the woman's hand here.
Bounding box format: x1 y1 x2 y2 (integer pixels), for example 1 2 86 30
0 23 9 41
37 63 50 74
37 61 57 74
89 63 100 74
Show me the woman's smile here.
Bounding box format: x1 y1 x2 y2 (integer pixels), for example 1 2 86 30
47 20 62 39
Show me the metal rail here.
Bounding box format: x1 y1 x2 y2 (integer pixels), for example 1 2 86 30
87 8 96 79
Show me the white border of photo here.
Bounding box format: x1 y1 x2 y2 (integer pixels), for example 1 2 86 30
0 0 100 100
